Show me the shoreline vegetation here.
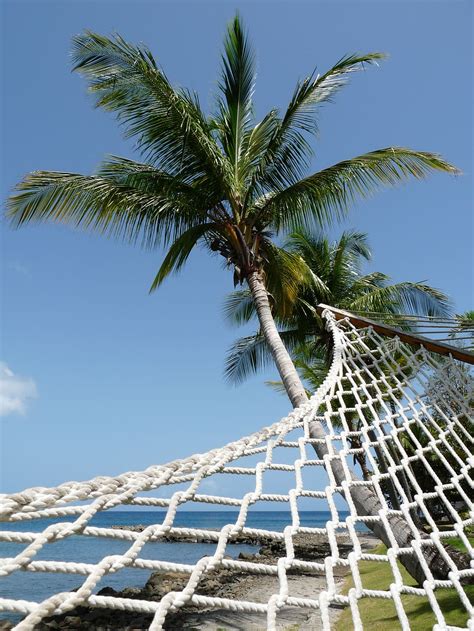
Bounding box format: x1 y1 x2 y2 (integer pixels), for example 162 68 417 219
1 529 472 629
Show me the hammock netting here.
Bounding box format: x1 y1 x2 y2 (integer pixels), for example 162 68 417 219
1 309 473 630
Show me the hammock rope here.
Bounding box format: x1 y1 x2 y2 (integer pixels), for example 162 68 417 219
1 308 473 630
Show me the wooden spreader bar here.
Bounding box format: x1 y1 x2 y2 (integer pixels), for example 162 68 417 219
316 304 474 366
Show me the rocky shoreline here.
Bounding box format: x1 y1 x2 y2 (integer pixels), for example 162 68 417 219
1 531 380 630
109 524 288 545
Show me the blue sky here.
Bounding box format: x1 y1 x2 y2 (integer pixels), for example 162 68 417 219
1 1 472 500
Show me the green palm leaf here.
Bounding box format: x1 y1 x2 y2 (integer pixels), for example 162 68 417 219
348 281 452 318
225 328 303 384
217 15 256 189
259 241 312 315
222 289 256 325
7 164 209 248
71 31 230 188
7 171 178 247
257 147 460 232
249 53 387 192
454 311 474 331
149 223 217 291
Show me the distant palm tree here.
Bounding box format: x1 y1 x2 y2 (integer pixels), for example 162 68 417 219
6 16 461 582
454 310 474 329
451 310 474 350
225 230 450 490
225 230 450 384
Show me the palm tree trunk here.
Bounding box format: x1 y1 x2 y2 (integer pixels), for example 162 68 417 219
354 448 372 481
380 415 423 528
247 271 465 584
367 428 401 511
247 271 307 408
308 422 471 584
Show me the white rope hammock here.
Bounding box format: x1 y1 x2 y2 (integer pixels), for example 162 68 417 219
1 309 473 630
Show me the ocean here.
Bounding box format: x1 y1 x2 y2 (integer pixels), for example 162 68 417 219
0 510 357 621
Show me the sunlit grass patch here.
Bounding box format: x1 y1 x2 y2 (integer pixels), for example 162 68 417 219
335 541 474 630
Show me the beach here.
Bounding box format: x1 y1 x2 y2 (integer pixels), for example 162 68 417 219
1 520 380 630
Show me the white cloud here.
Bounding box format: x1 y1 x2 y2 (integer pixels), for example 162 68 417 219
0 362 37 417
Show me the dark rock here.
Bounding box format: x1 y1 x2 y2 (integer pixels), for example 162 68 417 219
238 551 256 561
62 617 81 626
144 571 189 600
97 586 119 597
120 587 144 599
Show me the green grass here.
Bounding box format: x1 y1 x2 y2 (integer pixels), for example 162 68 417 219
335 541 473 631
445 536 473 554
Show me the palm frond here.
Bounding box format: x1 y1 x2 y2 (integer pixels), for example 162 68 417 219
350 271 388 291
97 156 219 207
285 231 331 278
334 230 371 263
257 147 460 233
451 311 474 349
283 230 371 306
279 53 387 137
225 329 302 384
149 223 217 291
330 231 370 296
294 354 328 392
222 289 256 325
240 110 279 197
71 31 230 187
217 15 256 188
250 53 387 191
260 241 312 317
264 379 290 395
348 281 451 318
454 311 474 331
6 169 200 248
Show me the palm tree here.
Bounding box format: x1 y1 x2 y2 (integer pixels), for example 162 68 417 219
7 18 458 407
225 230 451 384
451 310 474 350
225 230 451 501
6 17 461 582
